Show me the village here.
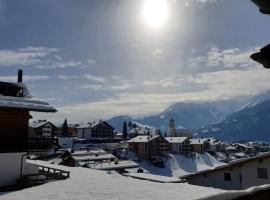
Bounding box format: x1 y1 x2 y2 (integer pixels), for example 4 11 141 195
0 70 270 199
1 0 270 199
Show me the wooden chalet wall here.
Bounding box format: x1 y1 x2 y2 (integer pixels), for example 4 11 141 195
0 108 29 152
91 122 114 138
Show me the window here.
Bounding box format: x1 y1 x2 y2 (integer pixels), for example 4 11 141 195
224 173 231 182
239 174 242 183
257 168 268 179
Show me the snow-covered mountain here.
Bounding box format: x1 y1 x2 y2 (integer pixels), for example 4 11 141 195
239 90 270 111
106 115 134 132
197 98 270 141
107 98 246 133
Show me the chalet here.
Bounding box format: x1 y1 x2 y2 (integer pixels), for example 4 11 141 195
128 135 162 160
76 122 92 140
29 120 57 138
28 120 58 151
76 120 115 143
190 138 206 154
235 143 253 154
0 70 56 188
182 152 270 190
55 123 78 137
165 137 191 155
204 138 225 152
225 145 237 154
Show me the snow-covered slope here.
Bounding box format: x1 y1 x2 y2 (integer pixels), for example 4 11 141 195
197 98 270 141
0 159 247 200
239 90 270 111
2 160 268 200
135 153 222 178
106 115 134 132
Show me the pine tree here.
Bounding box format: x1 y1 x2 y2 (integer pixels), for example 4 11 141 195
164 131 167 137
123 121 128 140
62 119 68 137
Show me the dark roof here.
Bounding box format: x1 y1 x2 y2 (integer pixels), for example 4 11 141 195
91 120 114 129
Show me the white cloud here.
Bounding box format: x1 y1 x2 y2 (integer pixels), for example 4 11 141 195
79 75 136 92
131 44 140 48
152 49 164 57
83 74 107 83
0 47 58 67
55 75 79 80
37 60 82 69
86 58 96 65
0 46 89 69
187 46 259 71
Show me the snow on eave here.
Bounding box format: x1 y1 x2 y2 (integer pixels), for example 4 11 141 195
0 81 57 112
165 137 188 144
127 135 160 143
0 97 57 112
29 120 57 128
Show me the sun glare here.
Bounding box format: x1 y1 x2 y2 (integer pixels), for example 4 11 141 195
143 0 168 28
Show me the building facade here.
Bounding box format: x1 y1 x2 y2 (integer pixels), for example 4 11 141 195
76 120 115 143
165 137 191 155
183 152 270 190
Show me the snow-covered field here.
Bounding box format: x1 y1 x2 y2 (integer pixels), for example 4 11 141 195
134 153 222 178
0 160 268 200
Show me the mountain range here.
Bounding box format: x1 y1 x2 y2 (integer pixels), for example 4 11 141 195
107 90 270 141
107 97 247 133
196 91 270 141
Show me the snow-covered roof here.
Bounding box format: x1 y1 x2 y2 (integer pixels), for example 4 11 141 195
165 137 188 144
89 160 139 170
0 95 57 112
225 145 236 150
76 122 92 129
73 153 116 162
235 143 252 149
190 139 205 145
91 120 114 129
29 120 56 128
0 81 56 112
127 135 159 143
7 159 270 200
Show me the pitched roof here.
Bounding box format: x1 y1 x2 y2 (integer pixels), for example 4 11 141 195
127 135 160 143
91 120 114 129
29 120 56 128
76 122 93 129
235 143 252 149
165 137 188 144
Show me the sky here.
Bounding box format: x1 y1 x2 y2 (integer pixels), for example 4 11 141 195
0 0 270 123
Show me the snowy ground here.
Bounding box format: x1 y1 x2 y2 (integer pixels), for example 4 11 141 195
133 153 222 178
0 160 267 200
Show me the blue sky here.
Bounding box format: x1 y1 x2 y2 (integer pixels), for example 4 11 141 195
0 0 270 122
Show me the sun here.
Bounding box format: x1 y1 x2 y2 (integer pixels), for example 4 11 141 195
143 0 169 28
